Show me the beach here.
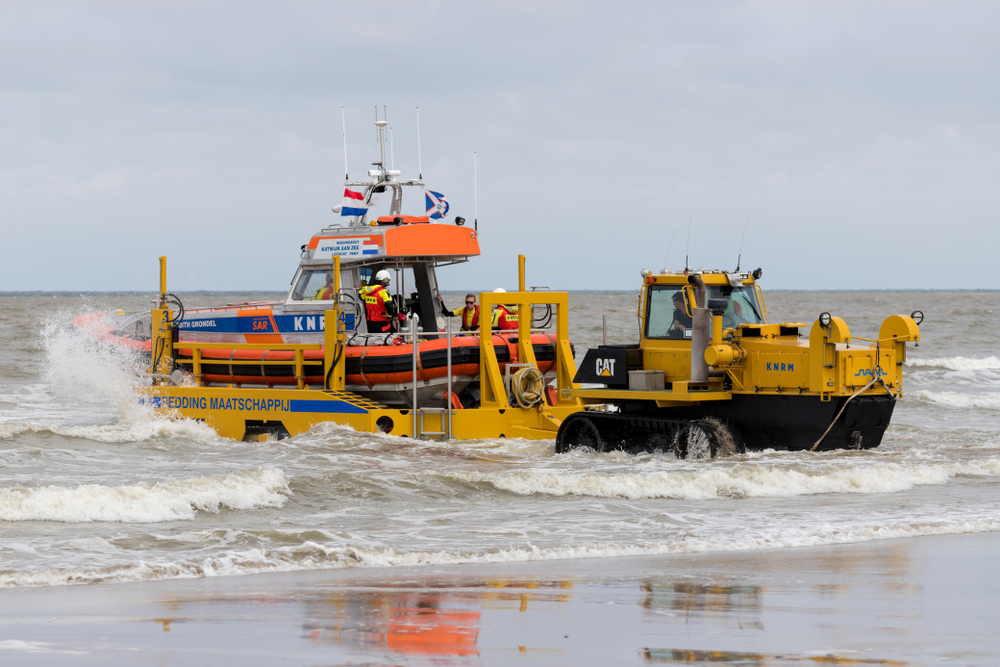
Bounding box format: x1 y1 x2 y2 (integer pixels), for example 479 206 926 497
3 532 998 665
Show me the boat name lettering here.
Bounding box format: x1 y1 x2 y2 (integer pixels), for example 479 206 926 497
180 320 217 329
143 396 291 412
314 237 381 259
145 396 209 410
293 316 325 332
208 397 290 412
766 362 794 371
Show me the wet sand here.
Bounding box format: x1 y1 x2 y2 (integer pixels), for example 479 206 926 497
1 532 998 666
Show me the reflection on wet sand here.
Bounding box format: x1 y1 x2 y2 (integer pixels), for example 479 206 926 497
642 648 906 665
304 591 481 659
68 537 960 666
273 579 573 663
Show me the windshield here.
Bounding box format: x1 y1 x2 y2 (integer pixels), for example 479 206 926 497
290 270 336 301
645 284 764 340
707 285 764 328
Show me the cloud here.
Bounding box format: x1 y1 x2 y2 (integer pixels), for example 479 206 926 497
0 1 998 291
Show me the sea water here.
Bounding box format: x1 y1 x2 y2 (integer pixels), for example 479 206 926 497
0 290 997 589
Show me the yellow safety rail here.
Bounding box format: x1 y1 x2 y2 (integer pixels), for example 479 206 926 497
152 256 347 391
477 255 580 408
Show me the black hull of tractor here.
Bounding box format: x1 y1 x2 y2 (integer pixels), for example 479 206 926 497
556 394 896 456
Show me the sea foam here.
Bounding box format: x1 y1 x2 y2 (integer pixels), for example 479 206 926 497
907 356 1000 371
2 517 998 589
0 468 289 523
912 390 1000 410
441 458 1000 500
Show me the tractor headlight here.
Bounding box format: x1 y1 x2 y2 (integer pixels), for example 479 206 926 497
910 310 924 325
819 312 832 328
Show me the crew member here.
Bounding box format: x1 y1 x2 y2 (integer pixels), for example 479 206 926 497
491 288 519 331
436 292 481 331
359 270 403 333
671 292 692 336
314 273 335 300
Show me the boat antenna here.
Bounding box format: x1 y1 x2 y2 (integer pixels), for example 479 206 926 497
474 151 478 235
341 106 349 182
416 107 423 181
684 213 692 273
735 212 750 272
662 229 677 272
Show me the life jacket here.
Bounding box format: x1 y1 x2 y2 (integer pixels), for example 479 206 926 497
359 284 393 322
459 305 480 331
493 304 519 331
315 284 334 300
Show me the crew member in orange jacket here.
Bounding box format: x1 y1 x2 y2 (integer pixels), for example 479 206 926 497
436 292 481 331
491 288 519 331
314 273 335 300
360 270 403 333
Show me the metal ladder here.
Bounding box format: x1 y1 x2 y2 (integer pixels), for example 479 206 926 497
410 316 454 440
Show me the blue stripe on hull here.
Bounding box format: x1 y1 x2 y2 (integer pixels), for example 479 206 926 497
288 400 368 414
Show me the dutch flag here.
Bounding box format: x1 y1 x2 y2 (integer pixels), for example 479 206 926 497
341 188 368 217
425 190 449 219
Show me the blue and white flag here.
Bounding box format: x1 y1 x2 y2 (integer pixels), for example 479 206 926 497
341 188 368 217
425 190 449 219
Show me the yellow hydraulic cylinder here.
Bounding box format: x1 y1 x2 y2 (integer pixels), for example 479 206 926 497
705 344 745 367
150 256 173 377
324 255 346 390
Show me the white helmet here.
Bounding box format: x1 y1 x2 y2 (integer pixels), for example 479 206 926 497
493 287 506 293
375 270 391 285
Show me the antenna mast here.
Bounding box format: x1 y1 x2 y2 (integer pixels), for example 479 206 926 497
474 151 478 234
662 230 677 272
416 107 423 181
684 213 692 273
736 213 750 272
341 107 349 182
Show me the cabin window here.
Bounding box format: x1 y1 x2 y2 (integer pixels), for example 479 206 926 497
290 270 336 301
645 286 690 340
645 283 765 339
706 285 765 328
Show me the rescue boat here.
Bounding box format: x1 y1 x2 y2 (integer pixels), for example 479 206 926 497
73 117 566 410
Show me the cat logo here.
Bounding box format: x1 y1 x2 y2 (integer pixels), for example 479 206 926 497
596 358 616 377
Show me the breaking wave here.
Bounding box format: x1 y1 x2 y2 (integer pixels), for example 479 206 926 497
907 356 1000 371
0 468 289 523
0 418 219 443
2 517 998 589
912 390 1000 410
441 458 1000 499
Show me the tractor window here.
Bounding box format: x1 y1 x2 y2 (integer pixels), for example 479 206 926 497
645 286 691 340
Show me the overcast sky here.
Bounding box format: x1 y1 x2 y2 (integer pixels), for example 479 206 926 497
2 1 998 292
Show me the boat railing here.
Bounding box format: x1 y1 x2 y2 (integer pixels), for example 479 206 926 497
173 342 322 390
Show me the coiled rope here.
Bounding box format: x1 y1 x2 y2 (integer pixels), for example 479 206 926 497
511 367 545 408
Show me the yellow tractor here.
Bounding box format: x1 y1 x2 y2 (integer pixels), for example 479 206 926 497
557 268 922 456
